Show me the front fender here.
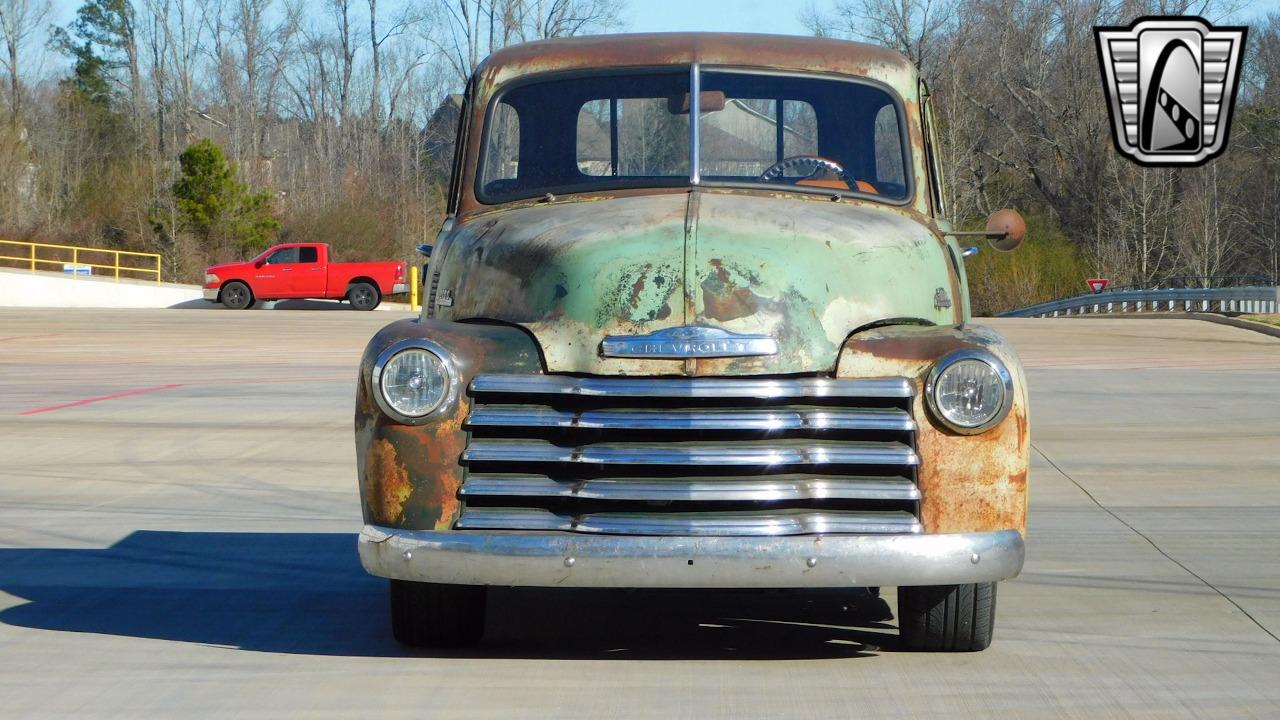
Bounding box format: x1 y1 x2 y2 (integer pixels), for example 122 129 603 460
355 319 541 530
837 323 1029 536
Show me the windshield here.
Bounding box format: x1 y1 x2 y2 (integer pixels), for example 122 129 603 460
477 67 910 204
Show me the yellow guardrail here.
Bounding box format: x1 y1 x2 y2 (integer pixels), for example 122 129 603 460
0 239 162 283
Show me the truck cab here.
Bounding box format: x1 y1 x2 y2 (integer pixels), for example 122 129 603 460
204 242 407 310
355 33 1030 652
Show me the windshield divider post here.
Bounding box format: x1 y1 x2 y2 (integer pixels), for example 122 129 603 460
775 98 785 163
690 63 701 185
610 97 619 177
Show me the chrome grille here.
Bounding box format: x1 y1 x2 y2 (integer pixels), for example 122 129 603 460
459 375 921 537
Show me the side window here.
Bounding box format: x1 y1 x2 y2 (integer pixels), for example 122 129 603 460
298 246 318 263
576 97 691 177
921 85 947 217
267 247 299 265
874 105 905 186
783 100 818 157
446 81 472 215
484 102 520 185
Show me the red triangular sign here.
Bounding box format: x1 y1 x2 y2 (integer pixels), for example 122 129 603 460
1087 278 1109 294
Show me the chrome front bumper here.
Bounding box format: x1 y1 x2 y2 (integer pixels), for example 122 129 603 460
203 287 219 301
358 525 1024 588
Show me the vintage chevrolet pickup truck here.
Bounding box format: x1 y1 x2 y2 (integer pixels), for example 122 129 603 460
355 33 1029 652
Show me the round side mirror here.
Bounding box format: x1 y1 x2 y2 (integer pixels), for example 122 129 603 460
986 209 1026 252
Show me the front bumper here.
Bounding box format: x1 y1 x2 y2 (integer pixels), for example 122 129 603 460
358 525 1024 588
203 287 219 301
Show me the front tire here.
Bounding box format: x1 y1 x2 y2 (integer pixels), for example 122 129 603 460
389 580 486 647
898 582 997 652
347 282 380 311
220 281 253 310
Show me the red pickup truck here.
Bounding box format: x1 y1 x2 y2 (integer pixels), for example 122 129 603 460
203 243 408 311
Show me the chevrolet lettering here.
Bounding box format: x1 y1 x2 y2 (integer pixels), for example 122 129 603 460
602 326 779 358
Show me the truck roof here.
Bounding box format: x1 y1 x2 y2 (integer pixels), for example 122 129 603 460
475 32 920 99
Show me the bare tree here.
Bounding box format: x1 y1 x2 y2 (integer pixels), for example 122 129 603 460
0 0 49 122
802 0 955 76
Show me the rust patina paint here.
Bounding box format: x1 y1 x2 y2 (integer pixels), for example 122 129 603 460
838 324 1030 536
358 33 1028 539
355 319 539 530
432 192 958 377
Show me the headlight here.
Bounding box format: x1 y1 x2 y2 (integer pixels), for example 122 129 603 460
925 349 1013 434
204 273 219 284
372 340 456 422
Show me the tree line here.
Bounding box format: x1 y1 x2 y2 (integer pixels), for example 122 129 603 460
0 0 1274 314
806 0 1279 313
0 0 622 281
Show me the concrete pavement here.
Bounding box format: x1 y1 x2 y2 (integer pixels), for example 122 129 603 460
0 310 1277 718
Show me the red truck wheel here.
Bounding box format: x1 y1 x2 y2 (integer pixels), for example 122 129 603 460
220 281 253 310
389 580 486 647
347 282 380 311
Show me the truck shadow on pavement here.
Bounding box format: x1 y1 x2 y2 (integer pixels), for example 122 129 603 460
0 531 897 660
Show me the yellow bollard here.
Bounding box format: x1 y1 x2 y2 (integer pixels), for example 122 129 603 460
410 265 420 312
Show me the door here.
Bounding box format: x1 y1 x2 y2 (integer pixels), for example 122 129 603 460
291 246 327 296
253 246 303 298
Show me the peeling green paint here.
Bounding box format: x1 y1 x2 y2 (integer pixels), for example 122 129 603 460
432 190 957 375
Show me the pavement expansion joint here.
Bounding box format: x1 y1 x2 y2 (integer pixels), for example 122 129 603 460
1032 442 1280 645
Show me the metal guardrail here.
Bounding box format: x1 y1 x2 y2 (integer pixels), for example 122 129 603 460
0 239 162 283
999 286 1280 318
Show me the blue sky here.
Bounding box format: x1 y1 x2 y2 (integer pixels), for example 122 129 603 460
624 0 818 35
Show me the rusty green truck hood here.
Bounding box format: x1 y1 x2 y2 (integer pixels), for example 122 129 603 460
434 191 957 375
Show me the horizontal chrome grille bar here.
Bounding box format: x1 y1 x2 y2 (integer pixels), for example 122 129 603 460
466 405 915 432
463 439 918 466
470 375 913 399
460 473 921 502
455 507 923 536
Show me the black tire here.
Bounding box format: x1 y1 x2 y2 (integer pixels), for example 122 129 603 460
347 282 380 311
220 281 253 310
898 582 997 652
389 580 486 647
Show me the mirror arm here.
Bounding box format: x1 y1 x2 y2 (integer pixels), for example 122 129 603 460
946 230 1007 238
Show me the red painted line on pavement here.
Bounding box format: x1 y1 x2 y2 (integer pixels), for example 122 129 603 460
19 384 184 416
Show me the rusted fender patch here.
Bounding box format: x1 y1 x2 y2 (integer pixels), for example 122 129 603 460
838 323 1030 536
355 319 540 531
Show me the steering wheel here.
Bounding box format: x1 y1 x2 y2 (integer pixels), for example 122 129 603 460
759 155 848 183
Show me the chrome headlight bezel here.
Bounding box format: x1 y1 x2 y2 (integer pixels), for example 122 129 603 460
924 348 1014 435
371 339 459 424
